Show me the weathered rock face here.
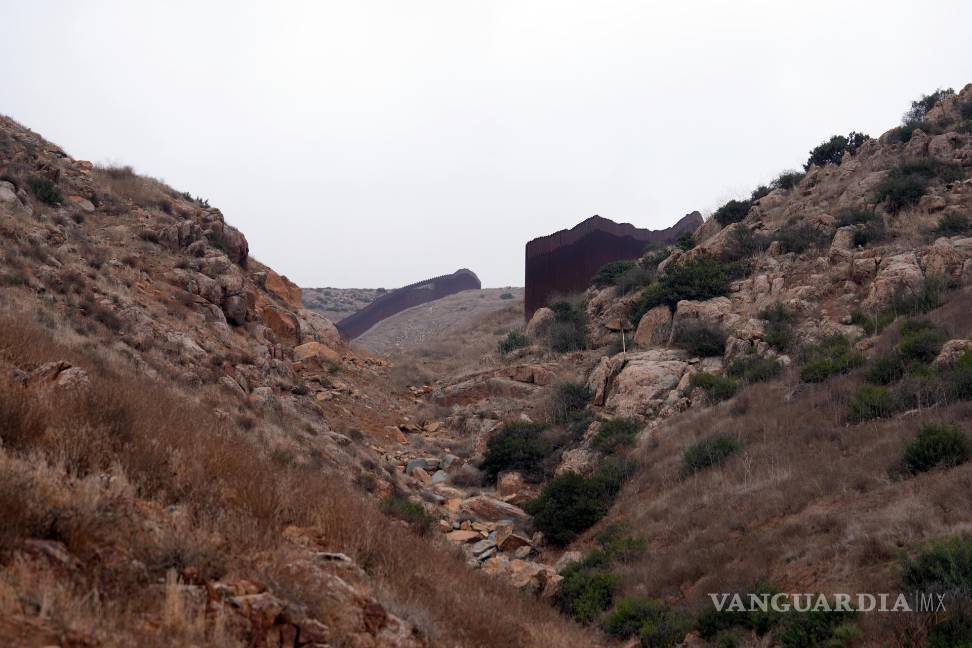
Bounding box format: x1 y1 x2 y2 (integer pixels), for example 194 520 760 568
524 213 702 318
335 269 481 339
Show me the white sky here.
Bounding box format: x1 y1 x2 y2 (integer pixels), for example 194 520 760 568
2 1 970 288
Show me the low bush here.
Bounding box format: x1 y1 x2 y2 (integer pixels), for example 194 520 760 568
804 132 869 170
605 596 667 638
593 260 637 287
498 330 529 354
550 381 592 423
616 265 655 296
891 276 947 316
499 292 514 300
903 423 970 474
773 222 829 254
27 176 63 205
480 421 552 483
379 496 434 535
898 322 944 363
592 417 641 454
850 309 896 336
690 373 738 402
901 534 972 593
676 232 695 251
713 199 752 226
771 170 805 191
866 353 905 385
936 213 970 235
798 335 865 383
595 524 646 562
944 352 972 401
875 159 965 214
727 356 782 383
636 257 731 316
672 321 726 357
848 384 895 422
683 434 740 474
557 563 620 623
761 303 797 352
549 297 589 352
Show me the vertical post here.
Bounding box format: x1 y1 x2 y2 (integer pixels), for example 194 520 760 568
621 328 626 356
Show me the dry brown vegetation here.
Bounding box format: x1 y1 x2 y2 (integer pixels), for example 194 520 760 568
0 315 596 647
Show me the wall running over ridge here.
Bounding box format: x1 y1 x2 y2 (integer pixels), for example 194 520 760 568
336 269 482 339
524 213 702 318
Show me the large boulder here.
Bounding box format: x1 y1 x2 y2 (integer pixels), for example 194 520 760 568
632 305 672 348
262 269 303 310
602 349 689 417
294 341 341 367
863 252 924 309
458 495 529 523
526 307 555 339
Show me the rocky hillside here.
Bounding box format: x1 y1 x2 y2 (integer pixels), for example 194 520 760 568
302 286 386 322
0 115 597 647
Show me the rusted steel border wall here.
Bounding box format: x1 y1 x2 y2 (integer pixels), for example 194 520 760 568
524 213 702 318
336 268 482 339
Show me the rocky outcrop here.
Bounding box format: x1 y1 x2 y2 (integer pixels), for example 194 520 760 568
524 213 702 318
335 269 482 339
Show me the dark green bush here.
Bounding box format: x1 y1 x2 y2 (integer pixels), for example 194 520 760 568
557 564 619 623
875 159 965 214
724 227 770 262
672 321 726 357
592 417 641 454
27 176 63 205
761 303 797 352
750 185 771 202
526 472 610 546
777 610 858 648
773 222 829 254
636 257 731 316
595 524 646 562
549 297 589 352
850 309 896 336
713 199 752 226
480 420 552 483
853 220 888 247
683 434 740 474
848 384 895 422
936 213 970 235
898 325 944 364
804 132 869 170
798 335 865 383
901 534 972 592
638 607 690 648
605 596 666 638
379 496 433 534
904 88 955 125
771 170 805 191
593 260 637 287
690 373 738 402
499 291 514 299
904 423 970 474
498 330 529 354
866 352 905 385
727 356 782 383
550 381 592 423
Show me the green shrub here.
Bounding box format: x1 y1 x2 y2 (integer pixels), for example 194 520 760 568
891 276 947 316
557 564 619 623
875 159 965 214
550 381 592 423
898 325 944 364
639 606 690 648
850 309 896 336
904 423 970 474
944 352 972 401
548 297 589 352
901 534 972 593
848 384 895 422
683 434 740 474
498 330 529 354
750 185 771 202
866 353 905 385
771 170 805 191
379 496 433 534
526 472 611 546
672 321 726 357
595 524 646 562
903 88 955 125
727 356 782 383
777 610 858 648
27 176 63 205
936 213 970 236
676 231 695 251
636 257 731 316
480 421 551 483
690 373 738 402
593 260 638 287
713 199 752 226
853 220 888 247
774 222 829 254
761 303 797 352
499 291 514 299
804 132 869 170
837 208 878 227
604 596 660 637
798 335 865 383
592 417 641 454
616 265 655 296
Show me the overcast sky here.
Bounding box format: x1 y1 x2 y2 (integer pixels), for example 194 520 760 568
2 2 970 288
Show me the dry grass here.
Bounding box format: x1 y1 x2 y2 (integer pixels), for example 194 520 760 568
0 314 596 647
